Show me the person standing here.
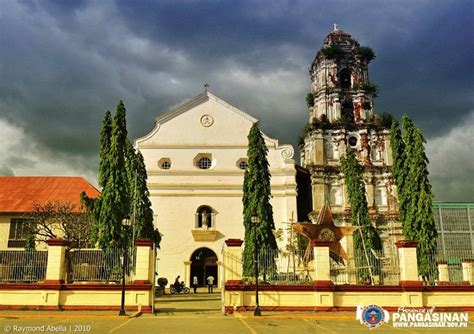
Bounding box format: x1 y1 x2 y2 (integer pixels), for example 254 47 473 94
192 275 198 293
207 275 214 293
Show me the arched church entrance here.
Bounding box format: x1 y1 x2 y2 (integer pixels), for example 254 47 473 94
190 248 218 288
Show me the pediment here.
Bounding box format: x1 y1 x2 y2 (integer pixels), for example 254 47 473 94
134 90 284 150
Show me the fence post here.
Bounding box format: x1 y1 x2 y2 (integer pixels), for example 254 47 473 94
312 240 332 284
222 239 244 314
223 239 243 282
437 261 449 283
395 240 421 285
45 238 68 284
395 240 422 307
134 239 153 284
312 240 334 309
462 260 474 285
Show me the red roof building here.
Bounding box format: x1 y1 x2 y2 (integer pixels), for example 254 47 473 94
0 176 99 213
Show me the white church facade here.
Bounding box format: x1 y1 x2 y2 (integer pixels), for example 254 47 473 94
135 90 297 287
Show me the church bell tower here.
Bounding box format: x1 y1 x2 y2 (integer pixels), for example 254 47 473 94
300 26 400 248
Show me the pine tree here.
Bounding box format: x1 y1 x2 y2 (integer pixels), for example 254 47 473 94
390 120 407 223
401 116 419 240
242 122 278 277
82 101 161 249
82 111 113 244
127 140 161 248
95 101 130 249
409 127 437 277
392 116 437 278
99 110 113 188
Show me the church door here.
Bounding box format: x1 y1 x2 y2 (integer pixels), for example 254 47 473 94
190 248 218 287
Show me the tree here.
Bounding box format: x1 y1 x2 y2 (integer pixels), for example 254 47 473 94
126 139 161 248
401 116 418 240
27 202 92 248
99 111 113 189
82 110 113 243
392 116 437 278
390 120 407 224
341 148 382 282
94 101 130 249
83 102 161 249
406 126 437 278
242 122 278 277
340 148 382 253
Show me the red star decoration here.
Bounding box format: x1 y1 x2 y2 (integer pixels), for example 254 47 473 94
293 203 357 261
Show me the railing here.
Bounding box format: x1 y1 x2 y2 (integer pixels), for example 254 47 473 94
330 248 400 285
0 250 48 283
67 248 136 283
425 249 473 284
243 248 313 285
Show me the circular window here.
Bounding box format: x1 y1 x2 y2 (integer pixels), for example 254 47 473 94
161 161 171 169
239 161 248 170
200 114 214 127
198 157 212 169
348 136 358 147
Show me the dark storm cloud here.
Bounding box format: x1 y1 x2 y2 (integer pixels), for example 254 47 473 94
0 0 472 200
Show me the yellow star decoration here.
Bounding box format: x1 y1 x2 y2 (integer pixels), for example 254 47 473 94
293 203 358 262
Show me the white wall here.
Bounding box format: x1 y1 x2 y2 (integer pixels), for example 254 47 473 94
136 92 297 286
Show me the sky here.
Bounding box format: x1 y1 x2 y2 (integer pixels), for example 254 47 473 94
0 0 472 201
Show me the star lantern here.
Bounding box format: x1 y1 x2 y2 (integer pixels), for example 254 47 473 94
293 202 358 263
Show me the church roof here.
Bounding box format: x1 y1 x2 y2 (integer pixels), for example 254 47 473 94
154 90 258 125
0 176 99 213
323 29 355 47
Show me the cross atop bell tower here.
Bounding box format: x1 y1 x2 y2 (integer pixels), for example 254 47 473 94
307 28 376 125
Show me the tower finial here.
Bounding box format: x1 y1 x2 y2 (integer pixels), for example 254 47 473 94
333 23 339 31
204 83 209 92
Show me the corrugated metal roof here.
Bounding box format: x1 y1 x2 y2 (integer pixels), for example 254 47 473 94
0 176 100 213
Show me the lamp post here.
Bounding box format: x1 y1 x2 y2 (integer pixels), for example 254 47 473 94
251 214 261 316
119 216 131 316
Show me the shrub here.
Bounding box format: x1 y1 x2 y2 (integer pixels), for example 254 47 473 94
380 112 395 128
353 82 378 97
157 277 168 288
321 45 344 60
298 124 310 146
306 93 314 107
357 46 376 62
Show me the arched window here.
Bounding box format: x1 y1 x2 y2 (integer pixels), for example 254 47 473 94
341 99 354 121
196 206 214 229
339 68 352 89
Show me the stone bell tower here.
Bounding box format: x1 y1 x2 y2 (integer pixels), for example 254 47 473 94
300 26 401 251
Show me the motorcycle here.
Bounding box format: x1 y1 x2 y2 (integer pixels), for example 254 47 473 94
170 281 190 294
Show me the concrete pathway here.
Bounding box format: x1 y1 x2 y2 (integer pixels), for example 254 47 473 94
155 290 222 315
0 294 473 333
